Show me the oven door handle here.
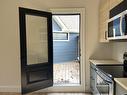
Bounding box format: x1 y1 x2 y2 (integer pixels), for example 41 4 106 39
96 70 112 84
103 79 112 84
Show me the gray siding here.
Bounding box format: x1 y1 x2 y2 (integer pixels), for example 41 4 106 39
53 33 79 63
52 18 79 63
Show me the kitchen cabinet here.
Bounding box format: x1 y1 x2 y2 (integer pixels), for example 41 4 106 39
109 0 124 10
115 83 127 95
99 0 123 42
99 0 109 42
114 78 127 95
90 63 98 94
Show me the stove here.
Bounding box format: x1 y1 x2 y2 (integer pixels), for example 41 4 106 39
95 64 127 95
97 65 127 78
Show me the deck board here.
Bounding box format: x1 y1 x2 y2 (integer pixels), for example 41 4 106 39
53 61 80 85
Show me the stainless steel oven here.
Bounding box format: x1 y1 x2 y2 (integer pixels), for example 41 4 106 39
96 69 114 95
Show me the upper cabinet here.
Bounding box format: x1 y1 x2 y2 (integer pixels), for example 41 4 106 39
109 0 124 10
99 0 109 42
99 0 124 42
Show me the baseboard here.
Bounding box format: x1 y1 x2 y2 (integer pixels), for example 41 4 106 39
0 85 87 93
0 86 21 92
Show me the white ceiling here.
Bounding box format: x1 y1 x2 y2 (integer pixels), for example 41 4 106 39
53 15 80 33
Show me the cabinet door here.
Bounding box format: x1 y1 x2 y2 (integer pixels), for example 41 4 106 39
99 0 124 42
90 63 98 94
109 0 124 10
115 83 127 95
99 0 109 42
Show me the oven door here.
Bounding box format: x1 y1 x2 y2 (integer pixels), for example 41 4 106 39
96 71 113 95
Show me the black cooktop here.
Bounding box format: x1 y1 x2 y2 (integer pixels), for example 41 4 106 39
97 65 127 78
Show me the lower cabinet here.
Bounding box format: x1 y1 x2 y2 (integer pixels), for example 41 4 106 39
115 83 127 95
90 63 98 94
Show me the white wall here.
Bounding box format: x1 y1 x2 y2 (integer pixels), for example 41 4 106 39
112 42 127 62
0 0 113 92
0 0 21 92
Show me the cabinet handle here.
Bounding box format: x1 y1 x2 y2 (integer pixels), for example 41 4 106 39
105 31 107 40
90 86 94 91
90 76 95 80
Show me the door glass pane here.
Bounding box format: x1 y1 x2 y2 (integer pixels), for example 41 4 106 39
108 17 121 37
108 21 114 37
26 15 48 65
113 17 121 36
122 15 127 35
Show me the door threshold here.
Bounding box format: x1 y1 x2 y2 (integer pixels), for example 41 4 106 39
53 83 81 87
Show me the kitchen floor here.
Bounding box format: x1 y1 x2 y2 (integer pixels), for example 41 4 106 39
0 93 91 95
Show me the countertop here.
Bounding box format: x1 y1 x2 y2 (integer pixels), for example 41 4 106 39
89 59 122 65
114 78 127 91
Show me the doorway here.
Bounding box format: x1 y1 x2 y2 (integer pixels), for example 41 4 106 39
52 14 80 86
19 8 85 94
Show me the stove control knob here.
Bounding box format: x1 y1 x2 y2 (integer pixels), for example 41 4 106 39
123 52 127 72
123 52 127 60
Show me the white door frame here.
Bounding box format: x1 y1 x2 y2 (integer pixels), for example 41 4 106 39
40 8 86 92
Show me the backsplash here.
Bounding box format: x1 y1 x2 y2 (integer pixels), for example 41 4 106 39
112 42 127 62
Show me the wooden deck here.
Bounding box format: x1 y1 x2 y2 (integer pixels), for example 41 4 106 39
53 61 80 85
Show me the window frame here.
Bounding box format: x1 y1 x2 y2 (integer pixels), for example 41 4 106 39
53 31 69 41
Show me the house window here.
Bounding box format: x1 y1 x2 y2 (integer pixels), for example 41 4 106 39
53 32 69 41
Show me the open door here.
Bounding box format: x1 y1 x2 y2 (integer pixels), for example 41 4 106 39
19 7 53 94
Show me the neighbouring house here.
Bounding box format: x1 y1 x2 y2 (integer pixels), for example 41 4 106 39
52 15 80 63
